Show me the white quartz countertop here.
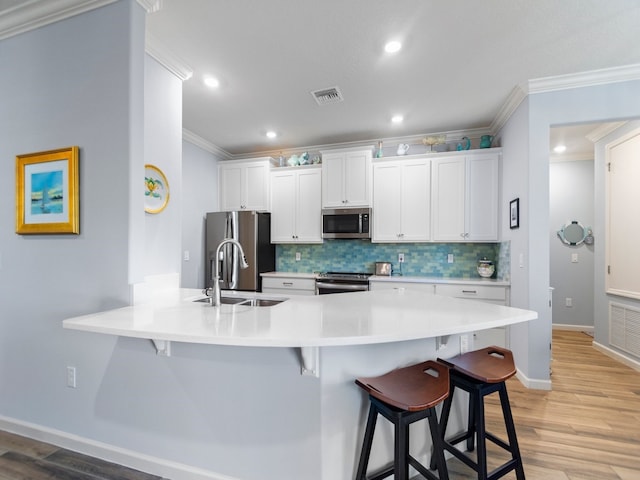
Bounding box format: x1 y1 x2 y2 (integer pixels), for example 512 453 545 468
63 288 535 348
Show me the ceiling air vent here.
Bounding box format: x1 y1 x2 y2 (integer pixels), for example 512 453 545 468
311 86 344 106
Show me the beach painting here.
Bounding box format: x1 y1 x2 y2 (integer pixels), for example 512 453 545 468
31 167 64 215
16 146 79 234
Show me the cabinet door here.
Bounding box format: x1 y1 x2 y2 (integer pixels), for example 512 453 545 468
321 154 345 207
343 150 371 206
466 154 499 241
321 150 371 207
244 163 270 211
295 168 323 242
399 160 431 241
372 163 402 241
219 164 243 211
270 171 296 242
431 156 465 241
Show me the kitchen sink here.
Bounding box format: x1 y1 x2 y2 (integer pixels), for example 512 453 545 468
193 296 285 307
241 298 284 307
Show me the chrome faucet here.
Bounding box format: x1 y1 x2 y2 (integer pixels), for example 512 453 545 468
209 238 249 306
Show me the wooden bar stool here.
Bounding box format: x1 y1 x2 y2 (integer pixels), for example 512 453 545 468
355 360 450 480
432 346 525 480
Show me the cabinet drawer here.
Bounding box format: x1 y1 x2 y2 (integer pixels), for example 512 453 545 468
369 281 435 294
262 277 316 294
435 284 507 301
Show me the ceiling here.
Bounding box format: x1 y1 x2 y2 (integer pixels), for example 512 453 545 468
145 0 640 158
2 0 640 159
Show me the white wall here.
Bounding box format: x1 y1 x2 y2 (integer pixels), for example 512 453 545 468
144 55 183 278
181 140 220 288
549 160 595 327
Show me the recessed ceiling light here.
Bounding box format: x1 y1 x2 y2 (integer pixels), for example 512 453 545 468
384 40 402 54
266 131 277 139
204 76 220 88
391 115 404 124
553 144 567 153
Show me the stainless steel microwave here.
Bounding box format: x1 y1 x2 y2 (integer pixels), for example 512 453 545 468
322 208 371 239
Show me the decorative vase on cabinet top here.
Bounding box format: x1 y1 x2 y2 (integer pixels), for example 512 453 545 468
479 135 494 148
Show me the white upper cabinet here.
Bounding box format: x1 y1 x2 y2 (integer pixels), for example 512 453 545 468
372 157 431 242
431 151 499 242
219 158 275 211
320 147 372 208
270 166 322 243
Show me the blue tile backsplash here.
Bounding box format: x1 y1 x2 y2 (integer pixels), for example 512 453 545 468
277 240 511 279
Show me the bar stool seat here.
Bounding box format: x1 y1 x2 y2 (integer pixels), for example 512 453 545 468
432 346 525 480
355 360 450 480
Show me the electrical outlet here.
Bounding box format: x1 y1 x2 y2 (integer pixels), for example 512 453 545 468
447 253 454 263
66 366 77 388
571 253 578 263
183 250 190 261
565 297 573 307
398 253 405 263
295 252 301 261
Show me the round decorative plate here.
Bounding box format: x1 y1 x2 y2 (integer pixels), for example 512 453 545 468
144 164 169 213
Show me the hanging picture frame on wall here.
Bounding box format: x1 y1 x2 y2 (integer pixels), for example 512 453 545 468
15 146 80 234
510 198 520 229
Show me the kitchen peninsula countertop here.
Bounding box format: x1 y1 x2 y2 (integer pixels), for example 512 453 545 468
63 288 533 348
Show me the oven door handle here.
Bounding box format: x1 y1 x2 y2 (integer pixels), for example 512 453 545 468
315 282 369 292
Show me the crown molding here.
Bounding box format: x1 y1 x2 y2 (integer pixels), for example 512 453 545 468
136 0 161 13
183 129 233 160
526 64 640 95
0 0 117 40
490 84 527 134
145 32 193 81
491 64 640 134
585 121 626 143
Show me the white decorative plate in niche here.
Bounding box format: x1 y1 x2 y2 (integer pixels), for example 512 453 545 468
144 164 169 213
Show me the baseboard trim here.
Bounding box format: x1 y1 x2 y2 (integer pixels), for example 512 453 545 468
515 368 552 391
592 341 640 373
0 416 239 480
552 324 594 333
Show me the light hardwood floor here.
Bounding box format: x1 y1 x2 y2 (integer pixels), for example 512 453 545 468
1 330 639 479
446 329 640 479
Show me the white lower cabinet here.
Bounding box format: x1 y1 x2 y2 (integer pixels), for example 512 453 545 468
262 276 316 296
369 280 435 294
434 284 510 348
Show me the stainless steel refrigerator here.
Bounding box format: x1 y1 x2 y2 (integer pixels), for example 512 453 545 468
205 211 275 292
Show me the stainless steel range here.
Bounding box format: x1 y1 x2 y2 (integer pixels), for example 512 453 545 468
315 272 371 295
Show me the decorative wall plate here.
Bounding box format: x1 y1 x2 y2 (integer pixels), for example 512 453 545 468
144 164 169 213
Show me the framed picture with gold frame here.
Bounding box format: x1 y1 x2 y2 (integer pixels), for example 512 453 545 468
144 164 170 213
15 146 79 234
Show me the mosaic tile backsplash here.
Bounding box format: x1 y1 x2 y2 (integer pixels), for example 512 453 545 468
277 241 511 279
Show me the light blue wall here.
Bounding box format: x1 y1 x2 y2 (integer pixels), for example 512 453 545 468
594 120 640 350
550 160 595 327
0 0 142 432
181 140 221 288
500 79 640 384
